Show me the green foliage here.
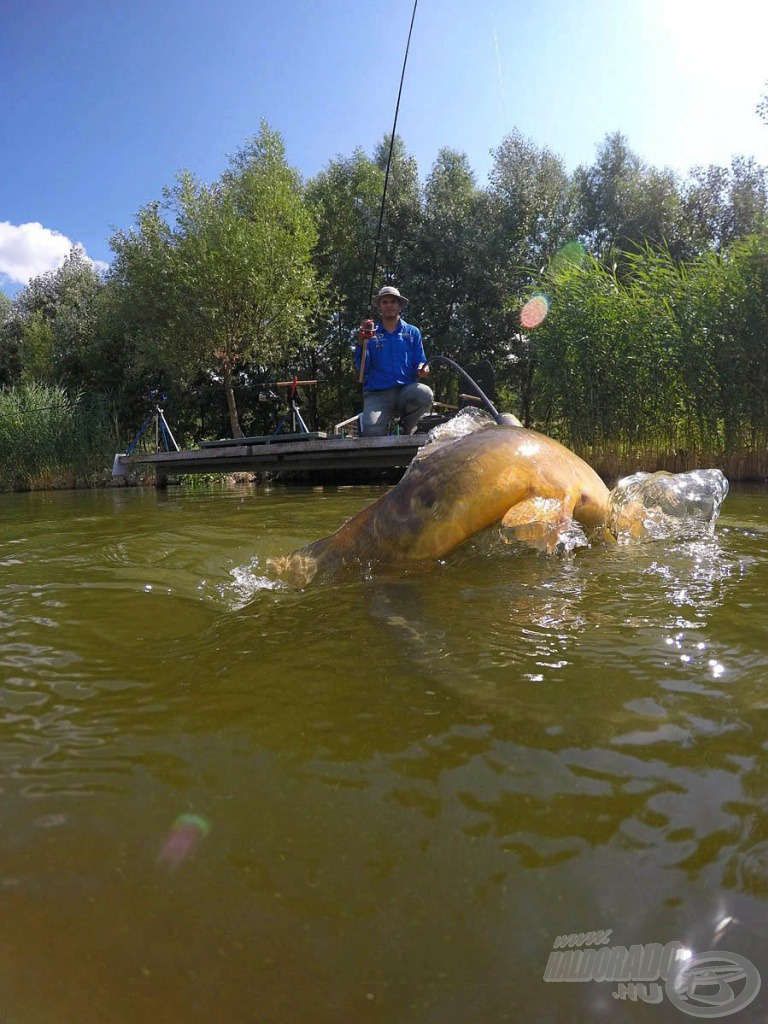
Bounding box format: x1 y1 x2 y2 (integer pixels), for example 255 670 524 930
489 130 574 268
2 247 102 386
572 133 687 267
3 121 768 481
408 147 482 360
709 235 768 445
0 383 116 490
19 311 56 383
757 84 768 126
306 147 384 312
372 133 422 284
304 147 384 423
108 121 319 437
526 234 768 457
683 159 768 253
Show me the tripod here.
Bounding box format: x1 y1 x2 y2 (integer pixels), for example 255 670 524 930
125 394 180 455
273 376 311 436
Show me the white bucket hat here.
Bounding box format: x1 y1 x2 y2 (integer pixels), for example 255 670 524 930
374 285 408 308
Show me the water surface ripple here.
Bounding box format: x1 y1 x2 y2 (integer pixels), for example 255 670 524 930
1 484 768 1022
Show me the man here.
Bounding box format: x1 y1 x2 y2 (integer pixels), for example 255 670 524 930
354 285 433 436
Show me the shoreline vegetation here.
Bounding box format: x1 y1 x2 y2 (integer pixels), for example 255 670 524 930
2 121 768 492
0 379 767 493
0 384 118 493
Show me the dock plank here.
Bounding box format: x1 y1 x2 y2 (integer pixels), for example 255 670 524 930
118 434 426 480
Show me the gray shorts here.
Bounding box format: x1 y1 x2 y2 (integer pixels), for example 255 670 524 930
361 382 434 436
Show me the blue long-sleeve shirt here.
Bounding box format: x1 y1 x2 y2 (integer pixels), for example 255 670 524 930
354 319 427 392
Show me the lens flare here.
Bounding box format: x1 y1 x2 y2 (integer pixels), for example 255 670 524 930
520 295 549 330
158 813 211 869
554 240 586 269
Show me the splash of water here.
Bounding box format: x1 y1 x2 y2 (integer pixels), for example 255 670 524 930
499 496 589 555
199 557 287 608
425 406 494 444
406 408 496 471
608 469 729 543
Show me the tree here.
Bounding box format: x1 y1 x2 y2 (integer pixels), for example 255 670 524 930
109 122 318 437
757 84 768 125
304 135 421 425
408 148 480 358
573 133 686 265
467 131 575 417
683 158 768 253
1 246 102 386
405 146 515 402
488 130 574 268
307 148 383 309
0 292 14 385
305 148 384 422
372 133 422 288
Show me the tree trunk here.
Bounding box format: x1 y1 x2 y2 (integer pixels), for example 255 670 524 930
223 367 243 438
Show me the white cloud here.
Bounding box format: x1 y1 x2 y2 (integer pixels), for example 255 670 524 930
0 221 107 287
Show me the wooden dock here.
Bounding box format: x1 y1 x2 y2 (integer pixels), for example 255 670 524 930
116 434 426 486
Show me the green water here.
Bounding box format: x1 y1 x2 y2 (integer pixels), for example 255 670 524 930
1 482 768 1023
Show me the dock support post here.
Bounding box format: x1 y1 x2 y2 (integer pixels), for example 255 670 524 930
155 468 168 489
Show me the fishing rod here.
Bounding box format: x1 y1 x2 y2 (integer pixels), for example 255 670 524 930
359 0 419 382
367 0 419 307
355 4 517 432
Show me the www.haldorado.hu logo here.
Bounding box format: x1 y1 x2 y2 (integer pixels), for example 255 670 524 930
543 929 760 1017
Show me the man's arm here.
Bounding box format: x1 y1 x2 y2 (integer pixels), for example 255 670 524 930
412 326 429 379
356 320 376 383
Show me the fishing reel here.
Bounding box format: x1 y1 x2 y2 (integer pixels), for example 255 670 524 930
358 319 376 341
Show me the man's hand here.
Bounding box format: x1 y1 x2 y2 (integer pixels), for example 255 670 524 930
358 320 376 341
417 362 430 380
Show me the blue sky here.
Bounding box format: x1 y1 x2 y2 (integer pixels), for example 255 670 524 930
1 0 766 297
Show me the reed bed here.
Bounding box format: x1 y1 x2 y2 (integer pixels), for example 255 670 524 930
0 383 116 491
526 236 768 483
573 444 768 486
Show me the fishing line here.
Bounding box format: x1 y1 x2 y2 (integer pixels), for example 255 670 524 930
367 0 419 307
360 4 515 431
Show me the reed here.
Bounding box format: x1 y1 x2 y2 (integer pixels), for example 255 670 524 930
527 236 768 480
0 383 116 491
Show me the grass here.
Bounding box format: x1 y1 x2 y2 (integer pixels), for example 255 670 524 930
0 383 117 491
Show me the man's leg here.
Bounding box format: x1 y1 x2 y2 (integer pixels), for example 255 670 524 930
396 382 434 434
361 388 398 436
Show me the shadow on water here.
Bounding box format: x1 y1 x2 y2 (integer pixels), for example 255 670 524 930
1 484 768 1021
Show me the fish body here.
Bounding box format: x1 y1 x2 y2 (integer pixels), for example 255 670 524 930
272 425 610 586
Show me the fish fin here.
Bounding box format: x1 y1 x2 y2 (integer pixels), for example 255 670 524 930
501 493 577 553
267 551 319 588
